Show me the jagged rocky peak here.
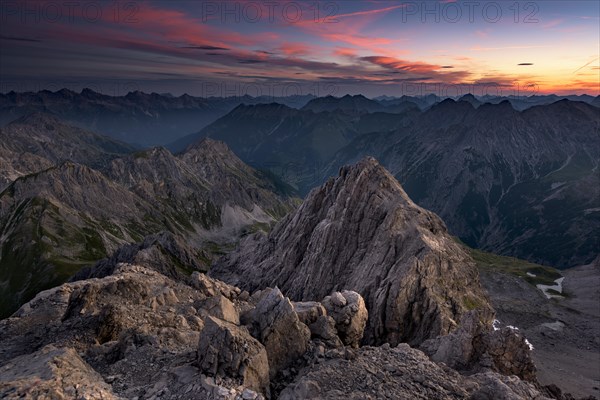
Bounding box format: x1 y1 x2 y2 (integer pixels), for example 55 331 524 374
186 137 237 156
301 94 384 113
107 146 183 180
211 157 494 346
180 137 297 216
183 138 246 172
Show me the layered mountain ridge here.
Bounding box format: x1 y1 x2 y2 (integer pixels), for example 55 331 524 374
0 90 316 146
0 113 134 191
322 99 599 267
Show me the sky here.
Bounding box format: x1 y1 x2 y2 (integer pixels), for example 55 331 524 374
0 0 598 97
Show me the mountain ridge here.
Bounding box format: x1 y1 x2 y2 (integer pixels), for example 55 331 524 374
0 116 298 318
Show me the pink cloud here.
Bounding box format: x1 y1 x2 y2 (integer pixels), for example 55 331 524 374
278 42 311 56
542 19 563 29
334 47 358 58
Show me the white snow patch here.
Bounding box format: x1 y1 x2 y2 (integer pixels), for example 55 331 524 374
493 320 533 351
525 339 534 351
526 272 537 277
536 277 565 299
492 319 501 331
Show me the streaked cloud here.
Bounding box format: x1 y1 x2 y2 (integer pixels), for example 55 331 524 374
0 0 597 96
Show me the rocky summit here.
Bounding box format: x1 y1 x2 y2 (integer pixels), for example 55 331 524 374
211 157 494 347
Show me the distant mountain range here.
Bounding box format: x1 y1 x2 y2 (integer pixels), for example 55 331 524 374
167 100 421 190
0 89 316 147
2 90 597 147
172 96 600 269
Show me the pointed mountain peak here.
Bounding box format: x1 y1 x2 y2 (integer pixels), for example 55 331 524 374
302 94 383 113
187 137 232 154
437 98 457 106
458 93 479 102
125 90 149 99
182 137 251 177
424 99 474 122
212 158 493 345
80 88 100 97
476 99 516 113
130 146 176 163
56 88 77 97
458 94 482 108
335 156 413 204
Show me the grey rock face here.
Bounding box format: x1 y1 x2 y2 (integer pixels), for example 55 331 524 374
420 310 536 381
469 372 550 400
292 301 327 326
477 327 537 381
292 300 346 349
308 316 344 349
279 344 551 400
322 291 368 348
0 260 579 400
199 295 240 325
245 288 311 378
197 316 270 394
0 264 268 399
71 231 210 282
0 345 119 400
212 157 494 346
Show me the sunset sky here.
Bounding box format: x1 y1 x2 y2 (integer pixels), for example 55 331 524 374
1 0 598 97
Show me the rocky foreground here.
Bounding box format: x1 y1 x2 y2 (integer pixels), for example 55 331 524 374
0 158 595 399
0 263 567 400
